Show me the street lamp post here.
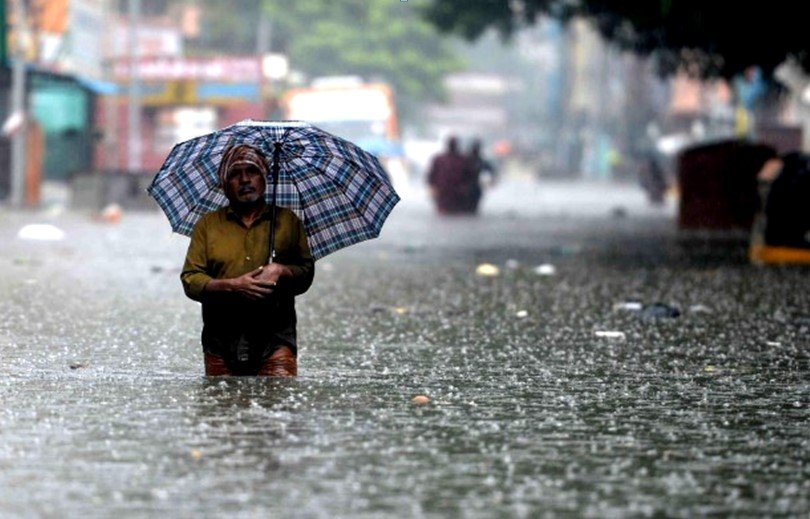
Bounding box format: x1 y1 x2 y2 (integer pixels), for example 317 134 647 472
127 0 142 174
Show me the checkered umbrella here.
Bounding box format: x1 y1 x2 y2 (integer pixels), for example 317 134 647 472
147 120 400 260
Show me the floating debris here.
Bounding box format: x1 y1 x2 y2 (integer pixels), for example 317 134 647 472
516 310 528 318
613 301 643 311
69 362 88 370
640 303 681 320
791 315 810 327
97 203 123 224
150 265 179 275
688 304 713 314
475 263 500 277
595 331 626 339
411 395 430 405
401 243 425 254
611 206 628 218
534 264 557 276
17 224 65 241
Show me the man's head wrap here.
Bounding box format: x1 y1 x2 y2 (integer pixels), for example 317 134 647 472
217 144 268 187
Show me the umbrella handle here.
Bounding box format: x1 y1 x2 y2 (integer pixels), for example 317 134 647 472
268 141 281 263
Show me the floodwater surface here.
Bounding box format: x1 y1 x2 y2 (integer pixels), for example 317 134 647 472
0 182 807 517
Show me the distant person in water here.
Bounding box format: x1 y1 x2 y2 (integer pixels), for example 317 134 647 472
180 144 314 377
426 136 478 215
463 138 498 214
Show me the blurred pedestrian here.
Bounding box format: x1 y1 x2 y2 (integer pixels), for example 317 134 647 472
426 136 476 215
180 144 314 377
636 122 667 205
464 138 497 213
639 153 667 205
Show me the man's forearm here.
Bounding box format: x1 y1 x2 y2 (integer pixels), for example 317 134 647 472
203 278 233 293
201 267 275 300
282 261 314 296
205 267 286 294
272 264 294 279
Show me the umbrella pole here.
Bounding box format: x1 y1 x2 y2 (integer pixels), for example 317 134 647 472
268 141 281 263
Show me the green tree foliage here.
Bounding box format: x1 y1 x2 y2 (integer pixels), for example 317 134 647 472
261 0 462 103
423 1 809 80
183 1 266 56
187 0 462 119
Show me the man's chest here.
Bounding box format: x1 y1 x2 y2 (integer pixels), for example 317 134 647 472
206 221 297 276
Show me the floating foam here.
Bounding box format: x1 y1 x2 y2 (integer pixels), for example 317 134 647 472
534 264 557 276
595 330 626 339
17 224 66 241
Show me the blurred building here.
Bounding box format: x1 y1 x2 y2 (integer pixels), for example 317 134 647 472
430 18 673 180
1 0 107 203
2 0 285 208
98 1 275 174
101 53 268 172
424 72 513 143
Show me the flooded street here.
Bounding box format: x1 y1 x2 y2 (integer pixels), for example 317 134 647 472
0 180 807 517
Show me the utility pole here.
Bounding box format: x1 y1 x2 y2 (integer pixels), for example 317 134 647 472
256 12 271 56
103 0 119 172
127 0 142 174
1 0 7 66
256 12 271 117
9 0 30 208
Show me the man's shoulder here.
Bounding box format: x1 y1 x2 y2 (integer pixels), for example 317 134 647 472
206 206 230 219
194 207 228 230
276 207 303 223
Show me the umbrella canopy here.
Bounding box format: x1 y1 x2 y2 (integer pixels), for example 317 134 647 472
147 120 400 260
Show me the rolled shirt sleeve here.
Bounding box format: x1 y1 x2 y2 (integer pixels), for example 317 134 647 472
285 215 314 296
180 217 213 301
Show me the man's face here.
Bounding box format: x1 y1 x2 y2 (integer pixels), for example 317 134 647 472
224 164 266 205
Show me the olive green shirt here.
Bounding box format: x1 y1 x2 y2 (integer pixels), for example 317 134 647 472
181 205 314 363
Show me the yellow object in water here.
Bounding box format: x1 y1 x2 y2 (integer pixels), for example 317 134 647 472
749 244 810 265
475 263 500 277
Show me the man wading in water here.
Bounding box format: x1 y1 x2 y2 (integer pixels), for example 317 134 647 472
181 144 314 376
